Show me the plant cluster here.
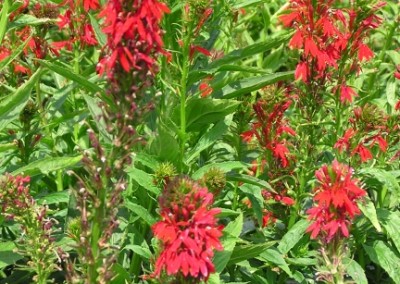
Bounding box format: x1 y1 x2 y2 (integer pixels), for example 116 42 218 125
0 0 399 283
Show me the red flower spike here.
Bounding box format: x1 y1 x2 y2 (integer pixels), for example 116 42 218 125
307 160 366 242
152 179 223 281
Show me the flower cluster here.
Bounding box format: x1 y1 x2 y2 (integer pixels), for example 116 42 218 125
334 103 390 162
280 0 385 103
241 91 296 168
55 0 98 51
97 0 170 78
152 178 223 282
306 160 366 242
0 2 60 75
0 174 59 283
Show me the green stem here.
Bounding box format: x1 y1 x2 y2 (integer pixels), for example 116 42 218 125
179 20 194 171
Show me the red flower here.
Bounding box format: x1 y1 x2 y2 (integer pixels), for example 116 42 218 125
98 0 170 77
395 72 400 80
289 29 303 49
199 76 214 98
295 61 309 82
83 0 99 11
334 128 356 152
372 135 387 152
262 210 276 228
306 160 365 242
241 130 255 143
81 24 98 46
271 142 290 168
152 179 223 281
352 143 373 162
281 196 295 206
357 43 374 61
340 85 358 104
395 100 400 111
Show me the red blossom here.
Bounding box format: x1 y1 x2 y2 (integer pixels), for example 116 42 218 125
357 43 374 61
306 160 365 242
372 135 388 152
83 0 99 11
272 142 290 168
281 196 295 206
98 0 170 78
334 128 356 153
395 100 400 111
352 143 373 162
152 179 223 281
295 61 309 82
340 85 358 104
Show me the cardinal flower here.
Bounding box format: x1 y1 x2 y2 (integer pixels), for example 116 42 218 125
152 178 223 282
306 160 366 242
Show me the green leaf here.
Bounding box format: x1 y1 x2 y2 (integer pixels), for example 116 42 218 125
385 78 397 109
363 241 400 284
278 219 310 254
125 201 156 226
0 0 10 45
207 273 221 284
376 209 400 254
37 191 70 205
83 94 112 142
124 244 151 259
37 60 103 93
88 13 106 47
110 263 130 284
359 168 400 207
239 184 263 226
207 33 291 69
286 257 317 266
217 208 241 218
343 258 368 284
127 167 160 196
8 14 55 31
214 71 294 99
213 214 243 273
0 143 16 153
149 122 180 163
186 115 233 164
0 68 42 132
0 35 31 72
0 242 23 269
228 241 276 265
227 173 275 193
12 155 82 176
192 161 248 180
174 97 239 132
358 197 382 233
259 248 292 277
133 152 159 170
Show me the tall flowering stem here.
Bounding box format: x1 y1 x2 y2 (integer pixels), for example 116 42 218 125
280 0 385 140
67 0 170 283
176 0 213 170
151 178 223 283
306 160 366 282
0 174 59 284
